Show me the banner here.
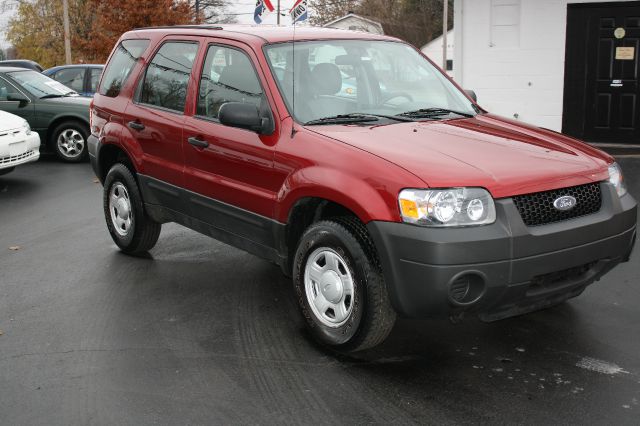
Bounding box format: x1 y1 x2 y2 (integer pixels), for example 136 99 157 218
254 0 275 24
290 0 308 24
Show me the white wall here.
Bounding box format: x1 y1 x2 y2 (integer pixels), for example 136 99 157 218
454 0 631 131
421 30 454 73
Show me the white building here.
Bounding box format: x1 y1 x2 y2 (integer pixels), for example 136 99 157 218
323 13 384 35
421 30 454 73
454 0 639 145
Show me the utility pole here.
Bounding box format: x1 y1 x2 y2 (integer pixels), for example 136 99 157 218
63 0 71 64
277 0 280 25
442 0 448 71
195 0 200 22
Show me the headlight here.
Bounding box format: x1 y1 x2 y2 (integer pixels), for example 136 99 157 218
608 162 627 197
399 187 496 227
22 120 31 135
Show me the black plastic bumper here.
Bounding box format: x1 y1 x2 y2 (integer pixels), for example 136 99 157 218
367 183 637 320
88 134 100 180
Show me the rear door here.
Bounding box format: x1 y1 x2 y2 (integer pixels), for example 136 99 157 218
182 40 282 249
123 37 200 205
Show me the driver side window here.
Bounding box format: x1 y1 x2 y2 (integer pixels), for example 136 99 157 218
0 77 16 101
196 45 264 120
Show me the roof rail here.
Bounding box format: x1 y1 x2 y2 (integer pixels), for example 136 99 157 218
132 25 223 31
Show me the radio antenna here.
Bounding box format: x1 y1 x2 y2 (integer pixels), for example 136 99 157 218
291 12 297 137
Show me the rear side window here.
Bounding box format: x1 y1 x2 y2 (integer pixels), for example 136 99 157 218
99 39 149 97
89 68 102 93
196 45 263 119
139 41 199 113
53 68 84 93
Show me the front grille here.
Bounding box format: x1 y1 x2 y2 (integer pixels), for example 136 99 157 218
512 182 602 226
527 261 597 296
0 149 37 165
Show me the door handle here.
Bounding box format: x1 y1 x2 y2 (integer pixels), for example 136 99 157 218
188 136 209 148
128 120 145 131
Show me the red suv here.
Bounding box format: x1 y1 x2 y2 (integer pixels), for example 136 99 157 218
89 25 637 352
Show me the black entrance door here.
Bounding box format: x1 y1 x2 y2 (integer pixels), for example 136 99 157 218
563 2 640 144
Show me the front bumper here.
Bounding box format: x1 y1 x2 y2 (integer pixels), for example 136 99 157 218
367 182 637 320
0 132 41 170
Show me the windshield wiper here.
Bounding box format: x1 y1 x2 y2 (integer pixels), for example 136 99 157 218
40 94 65 99
64 91 78 96
397 108 474 119
304 114 380 126
305 113 415 126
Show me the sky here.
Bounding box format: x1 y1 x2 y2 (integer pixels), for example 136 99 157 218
0 2 18 49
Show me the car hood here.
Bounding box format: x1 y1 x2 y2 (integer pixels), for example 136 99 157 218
0 110 26 131
307 114 613 198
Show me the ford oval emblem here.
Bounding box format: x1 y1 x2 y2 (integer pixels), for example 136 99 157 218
553 195 577 211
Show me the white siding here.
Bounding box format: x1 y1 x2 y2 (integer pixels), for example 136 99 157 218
324 16 384 35
454 0 632 131
421 30 454 73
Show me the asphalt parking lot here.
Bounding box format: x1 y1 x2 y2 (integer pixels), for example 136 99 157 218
0 156 639 425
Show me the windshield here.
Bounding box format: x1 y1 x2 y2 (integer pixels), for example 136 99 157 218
264 40 477 124
8 70 76 98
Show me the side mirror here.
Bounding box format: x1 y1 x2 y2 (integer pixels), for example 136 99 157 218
7 92 29 106
219 102 272 135
464 89 478 103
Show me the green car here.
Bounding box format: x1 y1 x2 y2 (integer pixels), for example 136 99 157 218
0 67 90 162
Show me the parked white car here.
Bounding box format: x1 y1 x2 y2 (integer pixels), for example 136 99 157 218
0 110 40 176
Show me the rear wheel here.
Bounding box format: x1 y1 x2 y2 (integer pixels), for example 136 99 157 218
292 217 396 352
103 163 161 254
51 120 88 162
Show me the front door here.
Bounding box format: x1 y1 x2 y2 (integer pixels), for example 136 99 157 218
563 2 640 144
182 41 282 251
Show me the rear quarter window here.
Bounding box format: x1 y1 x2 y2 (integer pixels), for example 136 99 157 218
99 39 150 97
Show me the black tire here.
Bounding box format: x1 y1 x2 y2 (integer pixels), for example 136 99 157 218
0 167 15 176
103 163 161 254
50 120 89 163
292 217 396 352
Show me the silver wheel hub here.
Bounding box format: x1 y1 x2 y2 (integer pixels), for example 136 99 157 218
56 128 85 159
304 248 354 328
109 183 132 236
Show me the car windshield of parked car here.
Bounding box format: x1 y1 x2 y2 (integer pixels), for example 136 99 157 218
8 70 77 98
265 40 476 124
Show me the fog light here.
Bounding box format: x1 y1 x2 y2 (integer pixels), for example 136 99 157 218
448 273 486 306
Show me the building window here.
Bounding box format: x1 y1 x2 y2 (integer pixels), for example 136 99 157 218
490 0 521 48
446 60 453 71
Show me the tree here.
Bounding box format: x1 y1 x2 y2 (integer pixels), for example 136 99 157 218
192 0 236 24
310 0 453 49
80 0 194 61
5 0 235 65
309 0 360 27
5 0 93 67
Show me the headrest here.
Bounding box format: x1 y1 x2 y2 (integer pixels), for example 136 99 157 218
311 63 342 96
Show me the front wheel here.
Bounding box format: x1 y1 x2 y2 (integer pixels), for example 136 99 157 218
103 163 161 254
51 120 88 162
292 218 396 352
